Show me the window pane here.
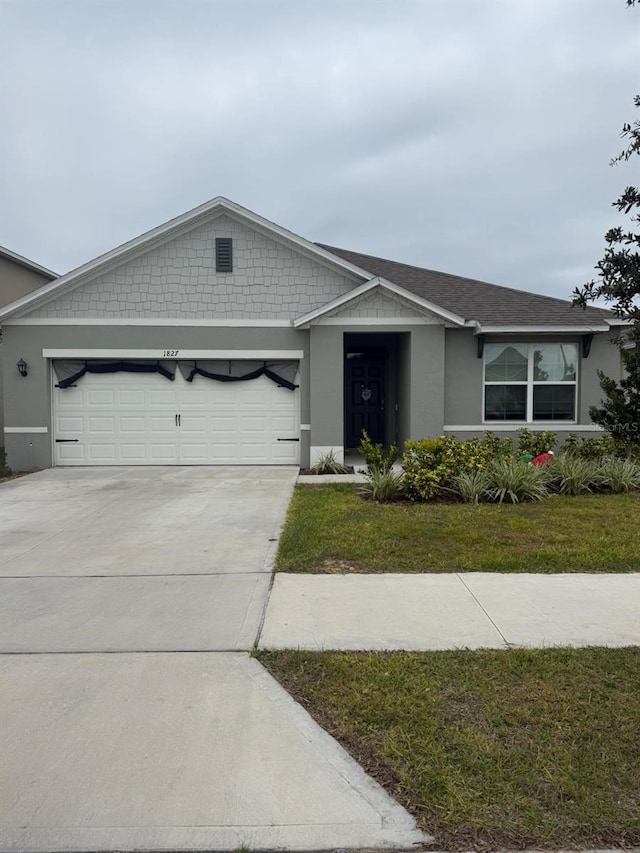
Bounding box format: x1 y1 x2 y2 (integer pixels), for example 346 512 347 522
533 386 576 420
485 344 528 382
533 344 577 382
485 385 527 420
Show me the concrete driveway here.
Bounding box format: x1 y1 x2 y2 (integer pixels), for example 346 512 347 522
0 467 293 651
0 467 427 852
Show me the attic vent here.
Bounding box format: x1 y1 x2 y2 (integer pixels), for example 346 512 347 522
216 238 233 272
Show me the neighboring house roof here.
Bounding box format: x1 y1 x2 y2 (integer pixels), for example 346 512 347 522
317 244 614 330
0 245 58 279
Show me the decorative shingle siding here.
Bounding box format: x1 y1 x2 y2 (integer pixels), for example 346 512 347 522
326 288 439 321
29 215 358 320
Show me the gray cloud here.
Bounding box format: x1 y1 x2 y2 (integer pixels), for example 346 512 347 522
0 0 637 300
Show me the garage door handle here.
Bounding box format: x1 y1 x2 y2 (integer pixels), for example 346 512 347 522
56 439 79 443
277 438 300 442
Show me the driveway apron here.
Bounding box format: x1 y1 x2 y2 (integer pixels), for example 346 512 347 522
0 468 427 851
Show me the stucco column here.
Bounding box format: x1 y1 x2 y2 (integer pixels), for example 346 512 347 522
309 325 344 464
409 325 445 439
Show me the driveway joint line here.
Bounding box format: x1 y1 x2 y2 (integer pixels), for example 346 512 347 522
0 571 270 579
455 572 511 647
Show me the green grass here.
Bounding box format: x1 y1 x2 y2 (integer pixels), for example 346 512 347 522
275 484 640 572
258 648 640 850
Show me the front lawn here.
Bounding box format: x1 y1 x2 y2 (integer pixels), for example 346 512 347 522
275 484 640 572
258 647 640 850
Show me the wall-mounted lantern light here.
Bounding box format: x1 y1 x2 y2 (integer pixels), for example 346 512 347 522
17 358 28 377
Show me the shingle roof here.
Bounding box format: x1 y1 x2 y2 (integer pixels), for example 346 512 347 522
316 243 612 328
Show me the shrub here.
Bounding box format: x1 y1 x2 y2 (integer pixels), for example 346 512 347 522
402 434 515 501
517 427 558 458
0 447 7 474
547 455 600 496
450 469 491 504
310 449 348 475
358 430 398 474
485 459 550 504
359 468 405 502
478 431 515 461
562 433 619 460
597 457 640 493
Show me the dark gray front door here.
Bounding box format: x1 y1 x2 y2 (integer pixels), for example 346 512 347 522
345 356 385 447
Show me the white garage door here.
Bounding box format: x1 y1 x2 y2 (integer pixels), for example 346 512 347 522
53 369 300 465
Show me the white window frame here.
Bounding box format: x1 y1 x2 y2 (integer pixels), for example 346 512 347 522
483 343 578 425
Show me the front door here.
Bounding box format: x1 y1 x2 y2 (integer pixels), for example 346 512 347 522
345 355 386 447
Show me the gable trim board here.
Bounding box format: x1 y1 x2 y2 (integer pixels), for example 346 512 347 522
294 277 466 328
43 349 305 360
1 196 625 472
5 318 295 327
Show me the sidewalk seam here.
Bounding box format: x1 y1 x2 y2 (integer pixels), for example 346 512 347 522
456 573 511 647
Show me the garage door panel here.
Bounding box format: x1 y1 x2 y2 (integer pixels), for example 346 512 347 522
86 444 117 461
53 367 299 465
120 416 147 434
56 443 86 462
120 444 147 461
87 417 115 433
88 389 116 406
56 416 84 433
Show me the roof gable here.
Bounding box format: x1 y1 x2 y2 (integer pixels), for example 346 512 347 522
294 278 466 328
0 198 370 321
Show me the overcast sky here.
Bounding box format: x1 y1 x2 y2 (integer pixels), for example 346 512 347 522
0 0 638 300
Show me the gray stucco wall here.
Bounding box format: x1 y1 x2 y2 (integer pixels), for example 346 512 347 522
26 214 358 321
443 327 622 436
2 324 310 471
1 257 56 440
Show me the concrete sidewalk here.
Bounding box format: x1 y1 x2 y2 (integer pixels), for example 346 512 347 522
259 572 640 650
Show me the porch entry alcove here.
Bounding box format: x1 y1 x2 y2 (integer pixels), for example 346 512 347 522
344 333 409 450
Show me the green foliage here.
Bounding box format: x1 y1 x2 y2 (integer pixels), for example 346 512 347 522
598 457 640 493
547 455 600 496
0 447 6 473
358 430 398 474
402 434 514 501
574 84 640 449
310 449 348 475
484 459 550 504
451 469 491 504
517 427 558 457
359 468 405 503
562 432 620 460
589 326 640 453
